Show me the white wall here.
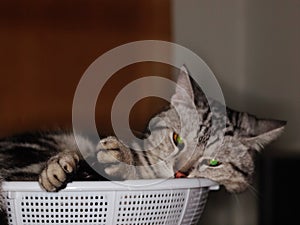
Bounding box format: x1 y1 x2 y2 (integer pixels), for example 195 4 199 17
173 0 300 224
173 0 300 153
244 0 300 151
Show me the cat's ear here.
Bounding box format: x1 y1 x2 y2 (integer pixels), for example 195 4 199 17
240 113 286 151
171 65 194 105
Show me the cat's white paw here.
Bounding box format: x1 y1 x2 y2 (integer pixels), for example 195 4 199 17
96 136 134 179
97 136 130 164
39 151 80 192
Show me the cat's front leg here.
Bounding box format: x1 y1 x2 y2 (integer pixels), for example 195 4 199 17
39 151 80 192
96 136 136 180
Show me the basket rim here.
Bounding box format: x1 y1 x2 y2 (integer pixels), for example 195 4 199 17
2 178 219 192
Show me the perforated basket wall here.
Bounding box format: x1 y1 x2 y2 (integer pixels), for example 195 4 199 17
3 179 218 225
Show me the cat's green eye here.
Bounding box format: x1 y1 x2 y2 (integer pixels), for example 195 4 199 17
173 133 183 144
208 159 222 167
172 132 184 150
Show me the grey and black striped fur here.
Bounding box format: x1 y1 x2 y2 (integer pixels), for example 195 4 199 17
0 66 285 223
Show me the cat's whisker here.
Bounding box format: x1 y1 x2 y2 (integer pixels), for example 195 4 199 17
231 193 242 212
247 184 260 199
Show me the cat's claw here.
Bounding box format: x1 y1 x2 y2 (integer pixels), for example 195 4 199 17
39 152 79 192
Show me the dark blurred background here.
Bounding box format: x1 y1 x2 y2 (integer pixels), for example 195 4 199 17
0 0 172 137
1 1 299 225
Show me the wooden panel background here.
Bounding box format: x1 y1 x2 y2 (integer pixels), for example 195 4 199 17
0 0 172 137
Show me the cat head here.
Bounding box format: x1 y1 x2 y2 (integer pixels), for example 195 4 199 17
146 66 286 193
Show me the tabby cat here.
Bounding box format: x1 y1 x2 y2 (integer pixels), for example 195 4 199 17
0 66 285 224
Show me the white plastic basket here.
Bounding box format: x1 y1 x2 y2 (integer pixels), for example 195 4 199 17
3 178 219 225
